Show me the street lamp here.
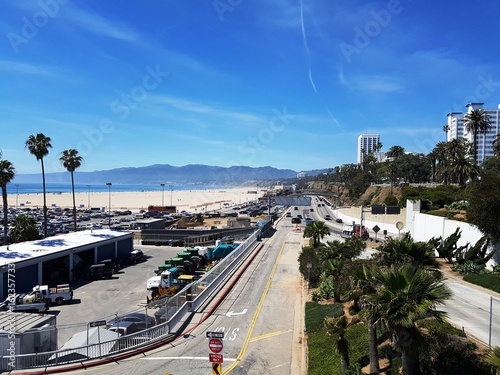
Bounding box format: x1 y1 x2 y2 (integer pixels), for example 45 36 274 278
169 185 173 206
87 185 91 208
15 184 19 207
160 183 165 206
106 182 112 227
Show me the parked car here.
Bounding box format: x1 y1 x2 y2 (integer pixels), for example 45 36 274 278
335 218 343 223
285 212 292 217
324 215 331 220
126 249 145 264
107 312 156 331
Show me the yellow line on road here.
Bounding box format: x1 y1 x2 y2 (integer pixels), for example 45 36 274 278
222 240 287 374
249 329 293 342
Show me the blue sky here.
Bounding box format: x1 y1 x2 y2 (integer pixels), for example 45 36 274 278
2 1 500 175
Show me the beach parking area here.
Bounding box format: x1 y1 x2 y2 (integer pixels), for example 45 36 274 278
10 187 260 213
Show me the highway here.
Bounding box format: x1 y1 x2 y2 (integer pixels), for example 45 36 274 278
68 210 307 375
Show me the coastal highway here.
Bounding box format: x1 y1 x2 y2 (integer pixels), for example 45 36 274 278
68 210 306 375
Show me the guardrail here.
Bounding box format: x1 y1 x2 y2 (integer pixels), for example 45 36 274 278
3 229 260 371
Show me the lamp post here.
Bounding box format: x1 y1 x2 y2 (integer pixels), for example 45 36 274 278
87 185 91 208
160 183 165 206
106 182 112 227
15 184 19 207
169 185 173 206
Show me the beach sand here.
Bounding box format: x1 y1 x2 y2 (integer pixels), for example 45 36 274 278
9 187 261 213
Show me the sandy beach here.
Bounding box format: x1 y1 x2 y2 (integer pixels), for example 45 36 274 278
9 187 262 213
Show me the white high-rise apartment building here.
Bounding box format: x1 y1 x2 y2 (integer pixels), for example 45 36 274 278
357 134 380 164
446 103 500 164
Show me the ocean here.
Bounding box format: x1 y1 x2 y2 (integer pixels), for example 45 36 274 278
6 183 230 195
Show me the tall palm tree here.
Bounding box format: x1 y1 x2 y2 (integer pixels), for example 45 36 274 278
25 133 52 237
303 221 330 248
386 145 405 158
464 108 492 163
324 315 360 373
0 160 15 245
364 264 451 375
59 149 83 232
448 151 480 189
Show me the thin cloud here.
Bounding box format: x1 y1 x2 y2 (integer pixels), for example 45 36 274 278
64 6 139 42
151 96 263 123
339 72 404 93
0 61 51 75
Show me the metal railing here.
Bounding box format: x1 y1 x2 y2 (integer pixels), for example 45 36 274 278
2 229 260 371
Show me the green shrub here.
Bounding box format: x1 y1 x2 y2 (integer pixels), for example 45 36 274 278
311 290 322 302
464 273 500 294
418 318 466 337
318 276 335 300
384 194 398 205
452 260 486 275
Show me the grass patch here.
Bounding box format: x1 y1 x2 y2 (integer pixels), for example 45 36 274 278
463 273 500 293
305 301 343 332
307 323 369 375
418 318 466 337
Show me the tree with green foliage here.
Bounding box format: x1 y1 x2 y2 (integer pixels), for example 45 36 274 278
374 233 437 267
298 245 321 287
9 215 41 243
466 172 500 243
493 133 500 157
304 221 330 248
59 149 83 232
428 227 467 263
25 133 52 238
386 145 405 158
464 108 492 163
324 314 360 374
364 264 451 375
0 159 15 245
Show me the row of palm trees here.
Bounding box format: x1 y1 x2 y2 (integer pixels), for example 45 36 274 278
0 133 83 244
301 222 453 375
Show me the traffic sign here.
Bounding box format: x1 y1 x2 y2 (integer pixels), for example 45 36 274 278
209 338 223 353
89 320 106 328
206 331 224 339
209 353 224 363
212 362 221 375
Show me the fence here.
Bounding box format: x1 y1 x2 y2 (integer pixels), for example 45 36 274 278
1 229 261 371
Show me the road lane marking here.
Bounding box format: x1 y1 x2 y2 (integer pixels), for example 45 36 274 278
222 240 287 374
249 329 292 342
141 356 237 362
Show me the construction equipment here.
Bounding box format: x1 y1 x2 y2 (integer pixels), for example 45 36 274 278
146 268 198 302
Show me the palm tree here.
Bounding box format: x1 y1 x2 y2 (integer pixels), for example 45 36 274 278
464 108 492 163
59 149 83 232
324 314 360 373
303 221 330 248
9 214 41 243
0 159 15 245
25 133 52 237
386 145 405 158
448 151 480 189
364 264 451 375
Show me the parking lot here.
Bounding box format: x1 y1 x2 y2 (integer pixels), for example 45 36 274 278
48 243 186 345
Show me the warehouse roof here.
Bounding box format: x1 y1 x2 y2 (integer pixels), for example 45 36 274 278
0 229 132 266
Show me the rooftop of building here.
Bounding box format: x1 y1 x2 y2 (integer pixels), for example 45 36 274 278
0 229 132 267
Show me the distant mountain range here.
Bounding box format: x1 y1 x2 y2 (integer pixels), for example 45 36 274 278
12 164 314 185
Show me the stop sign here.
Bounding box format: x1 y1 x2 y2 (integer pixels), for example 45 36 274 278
209 338 223 353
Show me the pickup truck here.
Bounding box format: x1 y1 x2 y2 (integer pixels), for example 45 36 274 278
0 292 49 313
30 284 73 305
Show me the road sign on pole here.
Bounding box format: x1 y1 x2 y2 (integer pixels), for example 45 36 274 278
212 362 222 375
209 338 223 353
206 331 224 339
89 320 106 328
209 353 223 363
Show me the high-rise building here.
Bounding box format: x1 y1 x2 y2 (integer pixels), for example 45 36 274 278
357 134 380 164
446 103 500 164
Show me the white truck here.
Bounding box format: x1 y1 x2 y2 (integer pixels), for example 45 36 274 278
29 284 73 306
0 292 49 313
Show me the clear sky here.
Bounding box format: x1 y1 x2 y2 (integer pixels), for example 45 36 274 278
2 1 500 175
